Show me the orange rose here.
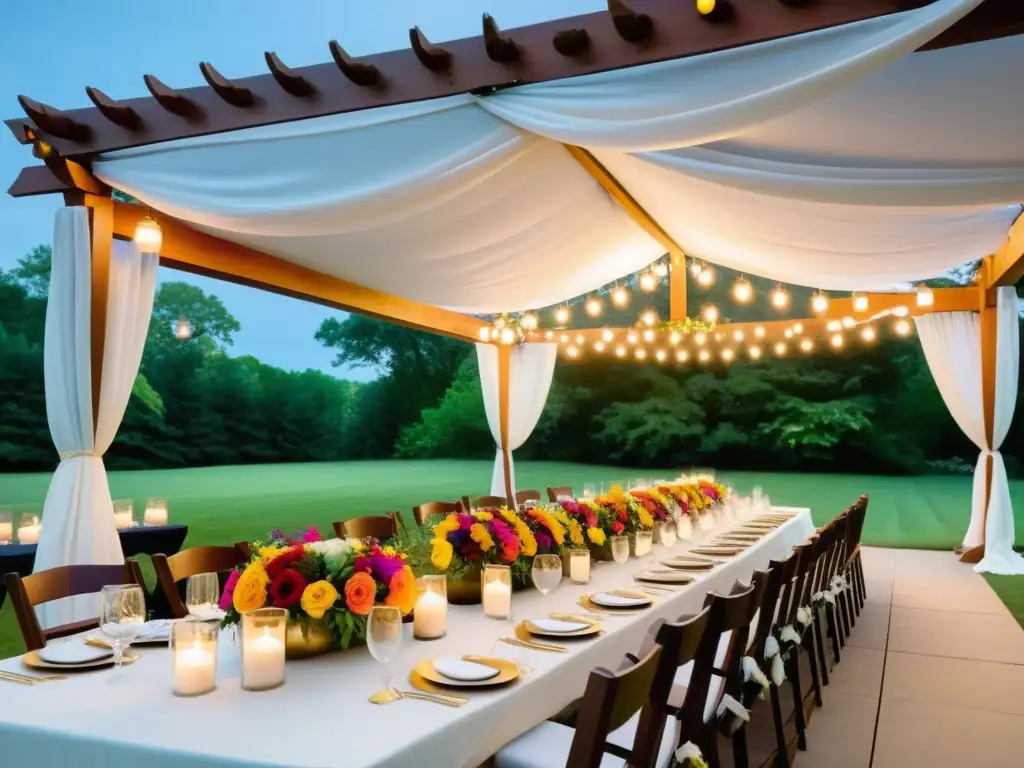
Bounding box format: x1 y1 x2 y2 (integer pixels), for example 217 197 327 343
384 565 416 616
344 571 376 616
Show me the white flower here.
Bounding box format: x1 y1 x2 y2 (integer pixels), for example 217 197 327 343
306 538 352 558
770 653 786 686
779 625 802 646
675 742 707 768
796 606 813 627
742 656 770 693
831 574 848 592
763 635 780 661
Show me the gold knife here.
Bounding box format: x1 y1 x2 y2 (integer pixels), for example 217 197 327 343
502 637 567 653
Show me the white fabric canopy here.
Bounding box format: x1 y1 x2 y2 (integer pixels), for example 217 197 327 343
915 290 1023 573
36 210 158 627
477 343 557 498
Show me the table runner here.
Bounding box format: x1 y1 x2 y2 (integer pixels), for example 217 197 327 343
0 509 813 768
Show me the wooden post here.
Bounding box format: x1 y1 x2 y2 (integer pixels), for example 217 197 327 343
75 194 114 435
669 256 687 321
961 290 998 564
497 344 514 505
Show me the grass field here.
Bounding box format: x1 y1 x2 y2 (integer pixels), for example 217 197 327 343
1 460 1022 658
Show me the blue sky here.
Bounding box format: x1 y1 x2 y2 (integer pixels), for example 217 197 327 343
0 0 601 380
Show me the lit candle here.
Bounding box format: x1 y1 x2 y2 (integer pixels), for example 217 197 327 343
676 516 693 540
0 521 13 544
569 549 590 584
17 523 40 544
242 627 286 691
144 500 168 526
482 564 512 620
633 531 653 557
173 641 216 696
114 511 132 530
413 589 447 640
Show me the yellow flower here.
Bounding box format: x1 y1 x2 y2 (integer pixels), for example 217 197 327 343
431 537 453 571
300 580 339 619
473 511 494 522
530 509 566 546
385 565 417 616
587 527 606 547
433 514 461 537
470 523 494 552
637 507 655 529
568 520 585 547
381 545 397 557
232 562 269 613
258 545 283 565
498 508 537 558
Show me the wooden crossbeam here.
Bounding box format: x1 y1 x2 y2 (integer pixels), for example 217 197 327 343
110 202 486 343
981 212 1024 289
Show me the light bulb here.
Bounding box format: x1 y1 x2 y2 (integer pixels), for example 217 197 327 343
478 326 491 342
732 278 753 304
559 333 569 343
500 327 516 345
853 292 869 312
811 291 829 314
895 319 912 336
842 316 856 329
774 342 787 356
575 334 584 345
554 306 570 325
771 287 790 309
520 312 539 330
643 329 655 343
615 346 626 358
861 326 877 342
635 348 647 361
594 341 605 352
754 326 765 339
655 349 667 363
892 305 910 318
639 272 657 292
601 328 614 343
585 297 603 317
134 216 163 253
748 346 762 360
697 0 716 15
800 339 813 353
732 330 744 342
702 305 719 323
611 286 630 308
784 329 793 339
641 310 658 326
697 266 715 287
676 350 688 362
793 323 804 335
695 332 706 346
830 334 844 349
669 330 681 346
544 330 554 340
174 316 193 341
690 260 703 277
493 316 506 329
653 263 669 278
827 320 842 332
627 331 638 345
698 349 711 363
721 349 735 362
566 344 579 358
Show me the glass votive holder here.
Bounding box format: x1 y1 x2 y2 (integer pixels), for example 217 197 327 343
16 514 41 544
144 497 169 526
0 508 12 545
113 499 134 530
699 512 716 533
633 530 654 557
482 564 512 620
171 621 218 697
657 520 677 547
413 575 447 640
610 535 630 565
241 607 287 691
569 549 591 584
676 516 693 541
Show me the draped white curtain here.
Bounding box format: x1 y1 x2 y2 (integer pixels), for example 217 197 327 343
477 343 557 498
36 210 159 627
915 290 1023 574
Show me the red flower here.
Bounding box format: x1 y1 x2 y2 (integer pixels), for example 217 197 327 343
612 521 625 535
618 510 628 523
269 569 307 609
266 545 305 579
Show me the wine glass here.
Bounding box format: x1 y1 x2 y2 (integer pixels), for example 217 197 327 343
100 584 146 675
186 572 221 620
610 535 630 564
532 554 563 596
582 483 596 500
367 605 403 699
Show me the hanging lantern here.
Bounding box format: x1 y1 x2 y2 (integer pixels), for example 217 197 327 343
731 278 753 304
566 344 579 359
134 216 163 253
478 326 491 342
894 319 913 336
585 297 603 317
792 323 804 335
611 285 630 308
784 328 793 339
721 348 735 363
771 287 790 310
701 305 719 323
669 330 682 346
826 320 842 332
689 260 703 277
520 312 539 331
653 262 669 278
655 349 667 363
643 329 656 343
554 306 571 325
830 334 844 350
594 341 605 353
641 309 658 327
544 330 554 340
774 342 787 356
811 291 829 314
676 350 689 362
800 339 814 353
892 305 910 317
635 348 647 361
615 345 627 358
732 329 744 342
500 327 516 345
697 265 715 287
748 346 762 360
638 272 657 292
695 332 707 346
860 326 877 342
627 331 639 345
916 284 934 307
852 292 869 312
174 316 193 341
754 326 765 339
601 328 614 343
842 316 856 329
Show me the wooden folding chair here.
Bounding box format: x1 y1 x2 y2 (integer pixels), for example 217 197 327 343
152 545 248 619
4 563 146 651
462 495 508 512
412 501 459 527
515 489 542 508
546 486 574 503
333 514 399 541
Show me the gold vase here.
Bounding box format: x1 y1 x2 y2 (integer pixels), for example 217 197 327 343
446 566 482 605
285 620 334 659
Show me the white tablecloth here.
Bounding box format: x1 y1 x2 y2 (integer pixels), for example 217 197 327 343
0 507 814 768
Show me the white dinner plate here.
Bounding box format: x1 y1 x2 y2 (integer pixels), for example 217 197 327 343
527 618 591 634
635 569 695 585
432 657 502 682
38 639 114 665
590 592 652 609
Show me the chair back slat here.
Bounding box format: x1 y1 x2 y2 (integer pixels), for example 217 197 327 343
753 552 797 653
153 545 248 620
515 489 541 508
412 501 459 527
334 515 398 541
465 495 508 511
546 486 574 503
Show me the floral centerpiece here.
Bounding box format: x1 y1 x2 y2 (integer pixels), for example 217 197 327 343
659 481 729 520
521 506 568 555
594 484 655 537
629 489 672 522
554 499 608 553
220 526 414 657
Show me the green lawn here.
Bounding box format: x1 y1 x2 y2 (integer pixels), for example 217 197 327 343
1 460 1022 658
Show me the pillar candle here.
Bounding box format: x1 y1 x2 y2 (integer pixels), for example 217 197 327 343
17 524 40 544
482 580 511 620
413 589 447 639
242 628 286 691
144 506 169 526
173 641 216 696
569 550 590 584
0 521 13 544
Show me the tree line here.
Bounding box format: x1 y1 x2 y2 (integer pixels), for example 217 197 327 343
1 245 1019 475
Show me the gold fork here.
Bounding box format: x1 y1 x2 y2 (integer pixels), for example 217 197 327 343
391 686 467 707
0 670 67 684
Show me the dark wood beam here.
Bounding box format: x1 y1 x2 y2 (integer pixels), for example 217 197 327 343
6 1 936 160
920 0 1024 50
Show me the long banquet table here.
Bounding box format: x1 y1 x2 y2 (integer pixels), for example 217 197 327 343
0 507 814 768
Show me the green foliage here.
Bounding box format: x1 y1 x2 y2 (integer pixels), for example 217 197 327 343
759 396 873 457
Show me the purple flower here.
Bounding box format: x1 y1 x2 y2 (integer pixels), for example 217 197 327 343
534 531 553 554
457 514 474 531
369 550 404 580
302 525 322 543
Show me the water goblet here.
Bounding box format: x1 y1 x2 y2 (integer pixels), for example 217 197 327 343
367 605 403 700
610 535 630 565
186 572 221 620
532 554 563 596
100 584 146 678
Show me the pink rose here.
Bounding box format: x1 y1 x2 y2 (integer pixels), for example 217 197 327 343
302 525 322 543
219 570 241 611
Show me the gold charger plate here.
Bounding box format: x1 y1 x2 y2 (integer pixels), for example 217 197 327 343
578 594 652 615
23 649 140 671
521 618 600 639
662 556 716 571
635 569 695 585
713 537 754 548
690 546 744 557
414 657 519 689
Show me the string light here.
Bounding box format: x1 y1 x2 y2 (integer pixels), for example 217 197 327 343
800 338 814 353
748 345 762 360
830 334 844 350
544 330 554 340
784 329 793 339
643 329 656 343
669 330 682 345
771 286 790 310
655 349 667 363
615 345 627 358
721 348 735 363
627 331 639 345
894 319 912 336
695 332 707 345
792 323 804 335
560 333 569 343
732 329 744 342
653 262 669 278
554 306 570 325
635 348 647 361
826 320 842 332
134 216 163 253
494 316 506 329
842 317 856 329
892 305 910 317
732 278 753 304
601 328 614 343
641 310 658 326
852 292 869 312
774 342 787 356
861 326 877 342
594 341 605 353
639 272 657 292
585 297 603 317
676 350 689 363
566 344 579 358
811 291 829 314
690 260 703 277
702 305 719 323
499 327 515 345
611 285 631 308
754 326 765 339
697 265 715 287
698 349 711 363
520 312 539 331
174 317 193 341
478 326 491 342
575 334 584 345
715 332 725 342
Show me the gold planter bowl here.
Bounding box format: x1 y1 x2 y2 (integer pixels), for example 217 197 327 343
446 566 482 605
285 620 334 659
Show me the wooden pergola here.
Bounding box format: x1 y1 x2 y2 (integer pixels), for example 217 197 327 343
7 0 1024 562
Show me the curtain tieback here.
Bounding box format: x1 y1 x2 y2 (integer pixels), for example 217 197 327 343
981 448 998 457
58 450 99 460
